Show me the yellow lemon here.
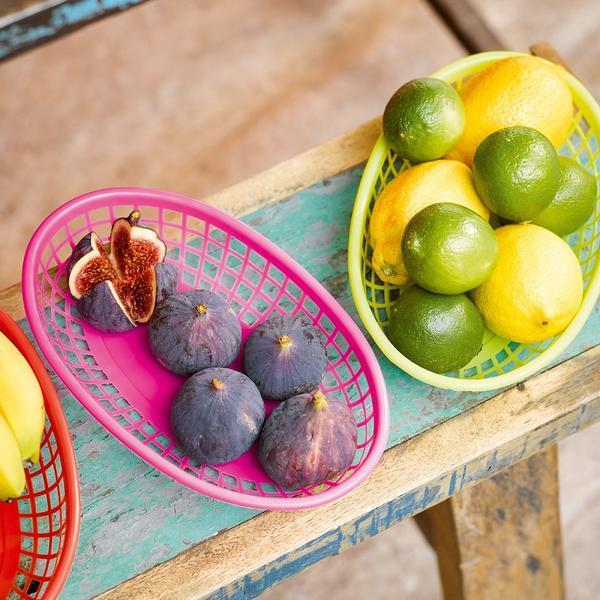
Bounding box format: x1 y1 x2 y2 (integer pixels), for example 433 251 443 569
369 160 489 285
448 55 573 165
471 224 583 343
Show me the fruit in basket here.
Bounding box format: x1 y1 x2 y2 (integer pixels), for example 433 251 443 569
383 78 465 163
149 290 242 376
155 262 178 302
472 224 583 343
369 160 490 285
387 286 484 373
68 211 168 331
171 367 265 464
0 331 45 463
244 313 327 401
76 261 178 333
473 126 560 222
533 157 597 236
402 203 498 294
258 390 357 489
0 412 26 501
447 55 573 165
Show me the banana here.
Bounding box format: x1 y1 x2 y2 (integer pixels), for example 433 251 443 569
0 331 45 463
0 411 26 500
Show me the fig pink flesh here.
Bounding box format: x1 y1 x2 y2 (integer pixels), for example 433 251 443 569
68 211 168 327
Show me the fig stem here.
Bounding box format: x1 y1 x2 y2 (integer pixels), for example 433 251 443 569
195 304 208 315
211 378 224 390
277 335 292 348
128 210 141 226
312 391 328 411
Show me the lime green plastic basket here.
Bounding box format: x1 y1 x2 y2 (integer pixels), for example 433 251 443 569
349 51 600 392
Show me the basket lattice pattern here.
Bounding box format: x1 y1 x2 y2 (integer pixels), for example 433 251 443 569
361 74 600 380
8 421 68 599
31 201 379 502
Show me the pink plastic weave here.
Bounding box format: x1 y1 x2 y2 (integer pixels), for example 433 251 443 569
22 188 389 510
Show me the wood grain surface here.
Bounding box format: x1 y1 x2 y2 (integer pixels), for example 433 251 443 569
469 0 600 96
0 0 462 289
1 2 597 596
4 152 600 598
0 0 149 60
417 446 564 600
98 346 599 599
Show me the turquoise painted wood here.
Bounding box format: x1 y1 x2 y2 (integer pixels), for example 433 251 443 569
18 167 600 598
209 383 600 600
0 0 149 61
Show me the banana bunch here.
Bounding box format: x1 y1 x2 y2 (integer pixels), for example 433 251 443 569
0 331 45 501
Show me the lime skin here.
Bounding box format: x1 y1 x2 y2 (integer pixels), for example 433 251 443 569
402 202 498 294
473 126 560 222
383 78 465 163
387 286 484 374
533 156 597 236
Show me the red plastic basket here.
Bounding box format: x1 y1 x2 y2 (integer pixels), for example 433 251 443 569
22 187 390 510
0 308 80 599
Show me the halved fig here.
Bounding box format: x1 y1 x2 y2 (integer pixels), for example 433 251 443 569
68 211 170 332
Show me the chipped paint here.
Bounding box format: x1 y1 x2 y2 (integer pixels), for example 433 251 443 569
0 0 148 60
15 166 600 598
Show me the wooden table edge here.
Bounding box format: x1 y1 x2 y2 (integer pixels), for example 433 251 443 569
3 110 598 599
98 344 600 599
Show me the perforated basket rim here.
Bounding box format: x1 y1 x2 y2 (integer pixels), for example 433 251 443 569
348 50 600 392
0 308 81 600
22 187 390 511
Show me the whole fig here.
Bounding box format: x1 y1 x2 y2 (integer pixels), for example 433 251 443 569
149 290 242 376
244 313 327 400
258 390 357 489
171 367 265 464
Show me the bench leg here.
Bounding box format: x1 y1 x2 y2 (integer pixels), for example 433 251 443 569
415 445 564 600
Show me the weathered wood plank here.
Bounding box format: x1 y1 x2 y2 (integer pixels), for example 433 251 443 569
468 0 600 97
427 0 503 52
0 0 53 20
0 0 463 289
8 162 600 598
417 446 563 600
0 0 149 61
99 345 600 599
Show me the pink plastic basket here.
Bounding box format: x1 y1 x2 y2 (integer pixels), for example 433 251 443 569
22 187 389 510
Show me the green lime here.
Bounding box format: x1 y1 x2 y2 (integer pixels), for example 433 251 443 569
532 156 597 236
383 78 465 163
402 203 498 294
473 126 560 222
387 286 484 373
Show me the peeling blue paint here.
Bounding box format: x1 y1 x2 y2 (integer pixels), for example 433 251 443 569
14 165 600 598
0 0 147 60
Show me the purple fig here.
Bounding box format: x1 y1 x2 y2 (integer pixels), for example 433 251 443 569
258 390 357 489
149 290 242 376
67 211 168 331
171 367 265 464
155 262 178 302
243 313 327 400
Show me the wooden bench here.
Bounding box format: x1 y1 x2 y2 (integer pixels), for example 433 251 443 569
2 115 598 598
0 2 597 598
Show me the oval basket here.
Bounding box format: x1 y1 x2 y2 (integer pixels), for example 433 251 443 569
349 51 600 392
0 308 80 599
22 188 389 511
